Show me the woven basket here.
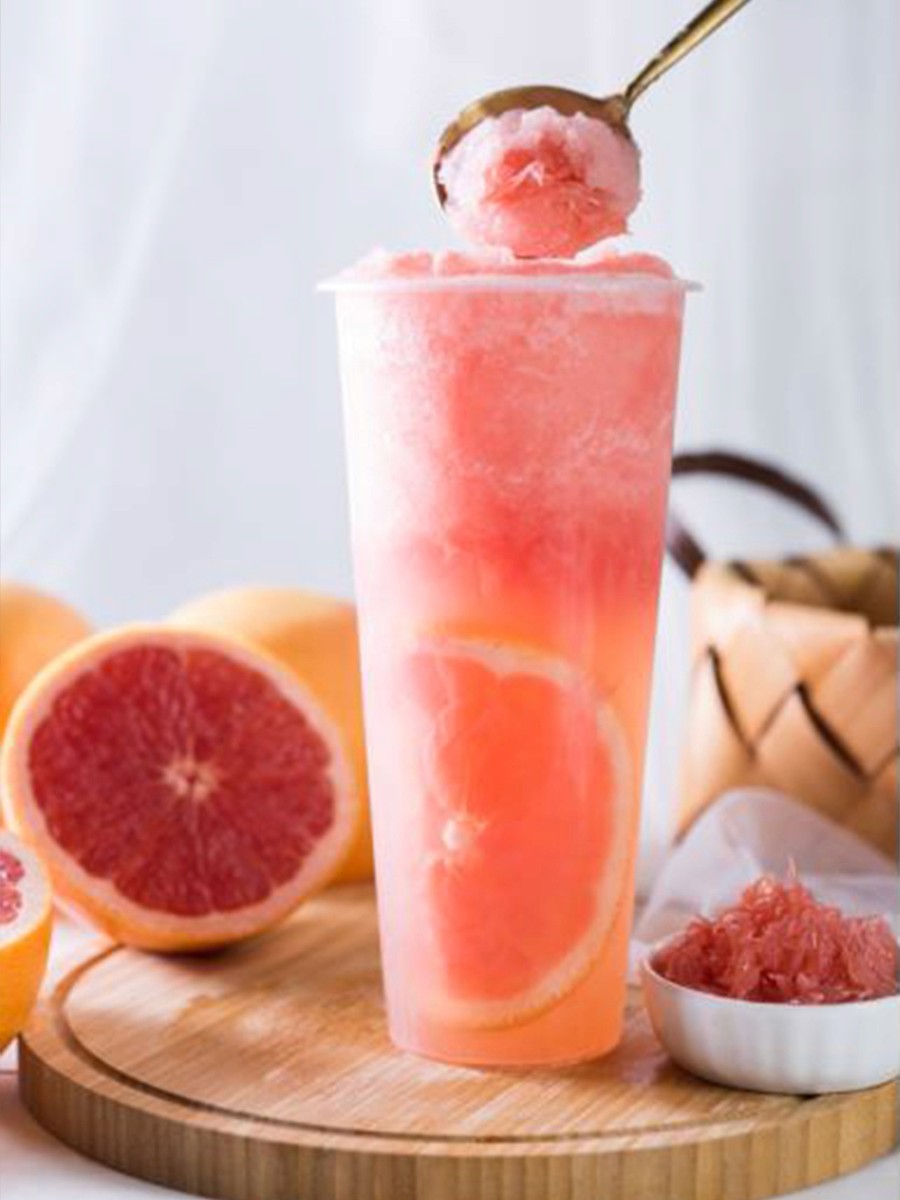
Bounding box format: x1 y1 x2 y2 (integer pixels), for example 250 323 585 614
667 451 898 861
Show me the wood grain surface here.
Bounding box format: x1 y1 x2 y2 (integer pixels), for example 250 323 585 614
19 885 898 1200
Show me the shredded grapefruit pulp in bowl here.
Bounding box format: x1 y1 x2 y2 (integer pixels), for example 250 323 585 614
651 875 897 1005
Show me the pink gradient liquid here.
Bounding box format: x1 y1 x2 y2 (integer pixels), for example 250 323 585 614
331 254 689 1065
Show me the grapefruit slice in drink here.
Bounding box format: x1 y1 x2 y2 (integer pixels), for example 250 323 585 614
1 627 359 951
403 635 633 1028
1 829 52 1051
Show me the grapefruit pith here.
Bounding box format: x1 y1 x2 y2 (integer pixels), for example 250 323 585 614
0 582 92 743
0 829 52 1051
168 587 372 883
1 626 359 951
403 635 633 1027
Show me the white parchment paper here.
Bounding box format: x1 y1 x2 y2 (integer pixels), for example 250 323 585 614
630 789 899 981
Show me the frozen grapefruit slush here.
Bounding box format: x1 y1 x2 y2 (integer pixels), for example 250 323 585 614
329 248 690 1065
438 106 641 259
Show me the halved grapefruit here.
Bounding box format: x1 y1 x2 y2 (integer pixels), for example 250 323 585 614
0 626 359 951
168 587 372 884
1 829 52 1051
404 635 633 1027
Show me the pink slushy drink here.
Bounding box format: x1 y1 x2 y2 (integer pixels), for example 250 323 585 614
329 248 690 1066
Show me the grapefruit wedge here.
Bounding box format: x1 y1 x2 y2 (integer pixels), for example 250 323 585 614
1 829 52 1051
0 626 359 951
404 635 633 1028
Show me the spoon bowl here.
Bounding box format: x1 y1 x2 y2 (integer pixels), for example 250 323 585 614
433 87 630 205
433 0 750 206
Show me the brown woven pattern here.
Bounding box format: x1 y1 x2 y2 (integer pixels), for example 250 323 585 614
678 545 899 859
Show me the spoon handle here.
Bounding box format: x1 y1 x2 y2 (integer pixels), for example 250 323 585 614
623 0 752 111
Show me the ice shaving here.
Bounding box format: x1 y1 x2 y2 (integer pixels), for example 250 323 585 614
437 106 641 259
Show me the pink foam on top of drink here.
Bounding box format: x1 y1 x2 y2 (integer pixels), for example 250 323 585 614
437 106 641 259
653 875 898 1005
336 245 671 281
332 247 685 547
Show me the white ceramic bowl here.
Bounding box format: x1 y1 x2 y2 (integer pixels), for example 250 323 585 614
641 951 900 1094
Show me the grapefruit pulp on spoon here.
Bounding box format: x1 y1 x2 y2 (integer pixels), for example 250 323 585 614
0 829 52 1051
1 627 359 950
401 635 633 1028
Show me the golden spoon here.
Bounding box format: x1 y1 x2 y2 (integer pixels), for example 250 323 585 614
434 0 751 205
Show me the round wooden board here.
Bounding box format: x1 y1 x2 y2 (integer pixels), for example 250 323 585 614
20 885 897 1200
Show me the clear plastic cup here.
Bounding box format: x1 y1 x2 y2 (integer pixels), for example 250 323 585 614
327 262 692 1065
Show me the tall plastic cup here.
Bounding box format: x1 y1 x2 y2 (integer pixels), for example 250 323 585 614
328 258 691 1066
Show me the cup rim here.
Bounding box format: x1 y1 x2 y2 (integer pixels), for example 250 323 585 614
318 270 700 296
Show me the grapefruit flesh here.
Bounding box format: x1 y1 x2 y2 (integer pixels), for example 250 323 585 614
393 636 632 1028
0 583 92 743
0 830 52 1051
169 587 372 883
653 874 898 1003
1 627 358 950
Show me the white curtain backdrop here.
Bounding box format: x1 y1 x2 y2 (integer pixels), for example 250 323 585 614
2 0 897 886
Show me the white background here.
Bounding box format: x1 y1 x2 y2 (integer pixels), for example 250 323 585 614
1 2 898 1196
2 0 898 875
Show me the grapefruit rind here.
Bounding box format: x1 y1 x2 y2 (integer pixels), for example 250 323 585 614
0 829 53 1052
0 582 92 742
0 626 360 951
411 635 635 1030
